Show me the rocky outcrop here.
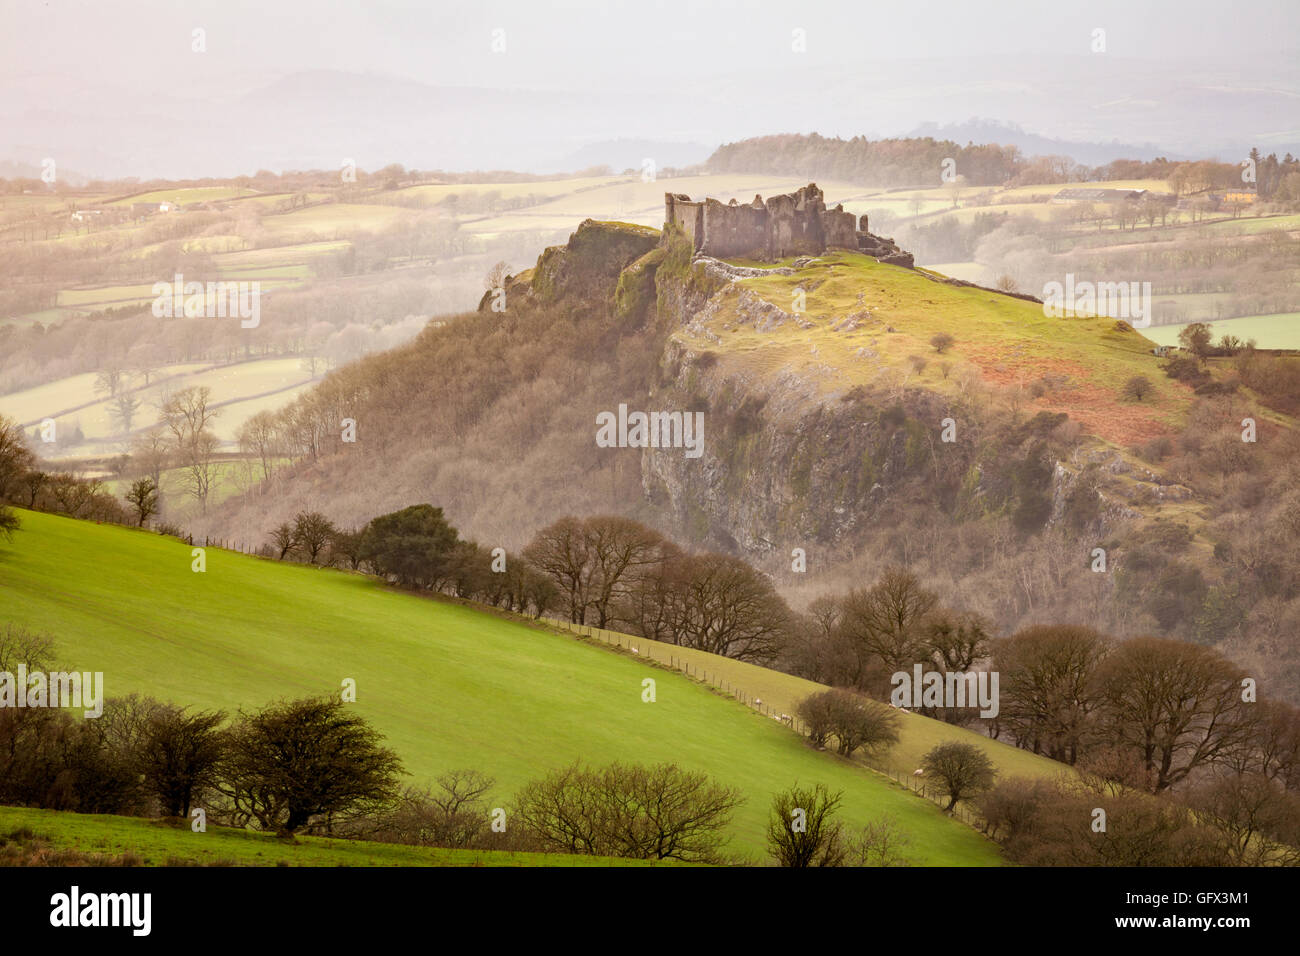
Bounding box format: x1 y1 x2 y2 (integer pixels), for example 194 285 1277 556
856 230 915 268
481 219 659 313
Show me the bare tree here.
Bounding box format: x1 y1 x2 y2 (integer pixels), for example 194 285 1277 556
269 522 297 560
766 783 846 867
513 762 742 863
1186 773 1300 866
669 552 791 664
138 705 227 819
523 517 596 624
125 477 159 527
797 688 901 758
161 387 221 512
484 260 512 291
293 511 337 565
848 814 914 867
993 625 1109 765
111 391 142 435
94 366 127 399
130 427 170 488
1123 375 1153 402
1097 636 1252 793
583 516 666 629
839 566 939 677
236 411 281 481
922 741 997 811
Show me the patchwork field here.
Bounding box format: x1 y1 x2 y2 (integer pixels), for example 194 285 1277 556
459 175 872 236
0 358 317 453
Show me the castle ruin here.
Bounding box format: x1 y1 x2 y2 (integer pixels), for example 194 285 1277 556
663 183 913 267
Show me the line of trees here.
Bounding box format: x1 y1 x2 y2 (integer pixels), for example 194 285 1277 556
0 413 127 530
523 515 792 664
268 507 795 664
269 504 558 619
979 769 1300 866
707 134 1026 187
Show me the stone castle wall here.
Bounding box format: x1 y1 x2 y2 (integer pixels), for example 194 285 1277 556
665 183 892 263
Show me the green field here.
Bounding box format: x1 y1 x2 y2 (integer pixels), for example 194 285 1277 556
0 806 653 867
261 202 416 236
1144 313 1300 349
0 509 1003 865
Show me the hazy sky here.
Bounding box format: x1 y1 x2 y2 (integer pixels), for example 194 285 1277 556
5 0 1297 94
3 1 1298 177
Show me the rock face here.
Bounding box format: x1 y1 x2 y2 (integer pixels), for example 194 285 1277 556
664 183 909 265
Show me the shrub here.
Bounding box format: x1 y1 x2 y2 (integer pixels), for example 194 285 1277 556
513 761 743 863
797 689 901 758
765 783 846 867
921 741 997 811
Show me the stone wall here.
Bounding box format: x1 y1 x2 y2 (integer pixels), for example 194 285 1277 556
664 183 873 261
820 205 858 251
700 196 770 259
664 193 703 249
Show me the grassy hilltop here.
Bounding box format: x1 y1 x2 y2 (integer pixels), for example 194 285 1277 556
691 250 1189 447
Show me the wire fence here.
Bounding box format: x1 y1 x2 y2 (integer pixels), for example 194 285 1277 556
539 615 988 833
538 616 811 733
92 512 267 555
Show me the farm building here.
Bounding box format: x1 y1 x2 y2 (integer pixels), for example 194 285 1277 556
129 201 177 216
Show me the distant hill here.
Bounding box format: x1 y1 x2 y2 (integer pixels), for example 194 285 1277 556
905 120 1184 166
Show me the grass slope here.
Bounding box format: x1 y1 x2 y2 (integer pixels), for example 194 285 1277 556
694 250 1190 447
0 806 652 867
0 510 1001 865
547 620 1071 785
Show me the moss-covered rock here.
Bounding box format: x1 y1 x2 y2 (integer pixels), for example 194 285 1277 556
614 246 666 328
532 219 659 307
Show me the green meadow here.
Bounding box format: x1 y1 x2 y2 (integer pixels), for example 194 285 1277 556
0 509 1003 865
